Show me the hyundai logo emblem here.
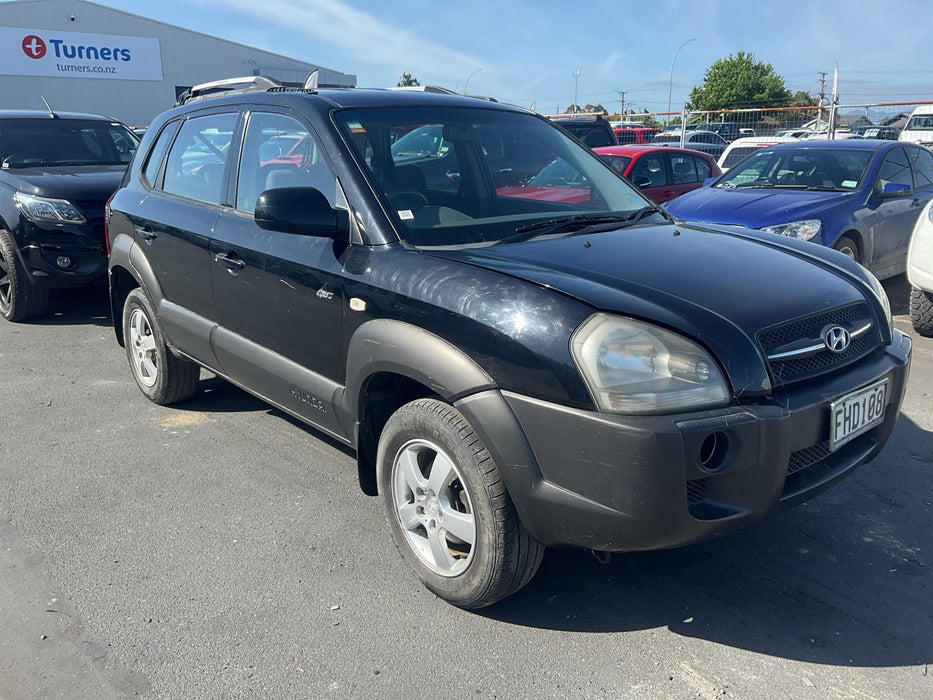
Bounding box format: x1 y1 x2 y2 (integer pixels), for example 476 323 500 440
823 326 851 353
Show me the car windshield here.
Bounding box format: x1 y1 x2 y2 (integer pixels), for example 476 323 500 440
0 118 139 169
712 146 873 191
335 106 648 246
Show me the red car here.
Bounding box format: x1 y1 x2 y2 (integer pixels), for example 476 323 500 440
594 144 722 204
613 127 660 144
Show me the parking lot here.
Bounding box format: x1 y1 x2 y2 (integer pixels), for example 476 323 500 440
0 275 931 699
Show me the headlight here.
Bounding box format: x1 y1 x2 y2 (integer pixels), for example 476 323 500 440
13 192 86 224
759 219 821 241
570 314 731 415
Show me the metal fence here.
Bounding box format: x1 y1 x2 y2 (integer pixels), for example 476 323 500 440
611 101 932 140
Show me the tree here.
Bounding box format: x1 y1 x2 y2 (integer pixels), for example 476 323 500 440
688 52 792 111
791 90 819 107
397 73 421 87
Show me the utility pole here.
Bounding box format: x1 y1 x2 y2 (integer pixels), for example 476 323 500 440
615 89 626 120
817 71 828 130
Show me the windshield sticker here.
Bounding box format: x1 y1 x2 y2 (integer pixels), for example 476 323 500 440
345 120 363 130
842 180 857 188
398 210 414 220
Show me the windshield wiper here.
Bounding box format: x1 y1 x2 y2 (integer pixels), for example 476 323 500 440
499 207 665 245
805 185 846 192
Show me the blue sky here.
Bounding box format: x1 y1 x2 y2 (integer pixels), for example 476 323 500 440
86 0 933 115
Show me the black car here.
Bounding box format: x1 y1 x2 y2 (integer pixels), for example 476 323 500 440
107 83 911 608
551 115 618 147
0 110 138 321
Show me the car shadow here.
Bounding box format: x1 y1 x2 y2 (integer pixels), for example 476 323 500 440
479 413 932 669
33 285 112 327
883 273 911 316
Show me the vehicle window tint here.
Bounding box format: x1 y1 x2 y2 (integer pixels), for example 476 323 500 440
669 154 698 184
236 112 335 212
878 147 912 189
162 113 237 205
909 147 933 189
141 122 177 187
0 118 137 168
631 155 666 187
695 156 712 180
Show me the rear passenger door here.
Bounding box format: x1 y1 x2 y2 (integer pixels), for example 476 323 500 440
129 110 239 363
209 108 348 435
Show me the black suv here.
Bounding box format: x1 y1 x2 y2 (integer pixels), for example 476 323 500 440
0 110 138 321
107 84 911 608
550 115 618 147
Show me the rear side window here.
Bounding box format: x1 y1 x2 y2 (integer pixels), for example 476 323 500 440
162 113 238 205
141 122 177 187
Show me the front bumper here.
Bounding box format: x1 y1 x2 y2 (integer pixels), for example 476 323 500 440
17 220 107 289
455 330 911 552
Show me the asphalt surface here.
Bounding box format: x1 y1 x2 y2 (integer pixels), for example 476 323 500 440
0 276 931 699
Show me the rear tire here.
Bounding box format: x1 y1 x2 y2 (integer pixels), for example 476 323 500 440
378 398 544 608
910 286 933 337
122 288 200 404
0 230 48 322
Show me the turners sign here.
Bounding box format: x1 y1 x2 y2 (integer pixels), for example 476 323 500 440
1 27 162 81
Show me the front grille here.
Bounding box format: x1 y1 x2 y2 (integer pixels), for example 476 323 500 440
788 441 831 475
758 303 877 385
686 478 707 504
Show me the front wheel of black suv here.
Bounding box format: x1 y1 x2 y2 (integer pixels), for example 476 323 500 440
122 288 200 404
377 398 544 609
0 229 49 322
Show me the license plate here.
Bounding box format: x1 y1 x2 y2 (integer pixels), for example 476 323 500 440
829 379 888 451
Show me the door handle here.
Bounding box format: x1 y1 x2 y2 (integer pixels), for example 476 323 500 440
214 252 246 274
135 227 157 243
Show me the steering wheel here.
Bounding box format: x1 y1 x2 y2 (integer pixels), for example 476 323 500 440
386 189 429 211
1 153 40 168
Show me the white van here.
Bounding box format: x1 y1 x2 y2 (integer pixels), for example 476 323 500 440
899 104 933 146
716 136 797 171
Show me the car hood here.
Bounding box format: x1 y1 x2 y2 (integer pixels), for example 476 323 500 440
425 221 871 395
2 165 127 202
664 186 854 227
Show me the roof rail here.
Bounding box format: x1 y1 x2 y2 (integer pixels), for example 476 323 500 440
175 76 283 106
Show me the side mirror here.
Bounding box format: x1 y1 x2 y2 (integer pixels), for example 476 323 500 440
254 187 349 237
632 175 651 188
881 182 912 198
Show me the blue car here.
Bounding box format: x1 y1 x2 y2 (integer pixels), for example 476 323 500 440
664 139 933 279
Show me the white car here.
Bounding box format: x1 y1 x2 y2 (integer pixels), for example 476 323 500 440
907 201 933 336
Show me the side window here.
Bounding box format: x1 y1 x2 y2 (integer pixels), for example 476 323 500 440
695 156 712 181
877 147 912 189
142 122 177 188
236 112 335 212
631 155 666 187
162 113 237 205
909 147 933 189
669 154 698 184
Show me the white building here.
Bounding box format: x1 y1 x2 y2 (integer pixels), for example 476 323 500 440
0 0 355 125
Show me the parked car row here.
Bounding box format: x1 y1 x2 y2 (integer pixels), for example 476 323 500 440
0 84 918 610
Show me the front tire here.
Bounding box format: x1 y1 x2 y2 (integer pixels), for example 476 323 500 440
910 286 933 337
833 234 860 263
378 399 544 608
0 230 48 322
122 288 200 404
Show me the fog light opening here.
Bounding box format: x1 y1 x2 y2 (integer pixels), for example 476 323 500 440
55 256 73 269
698 431 729 472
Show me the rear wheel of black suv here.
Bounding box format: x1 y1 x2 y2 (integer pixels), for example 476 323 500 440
0 229 49 322
377 398 544 608
122 288 200 404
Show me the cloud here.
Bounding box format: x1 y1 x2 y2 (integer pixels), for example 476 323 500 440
203 0 480 84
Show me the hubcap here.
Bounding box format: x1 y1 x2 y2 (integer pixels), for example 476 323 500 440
128 308 158 387
391 439 476 577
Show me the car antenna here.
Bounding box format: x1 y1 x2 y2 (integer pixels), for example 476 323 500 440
40 96 59 119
